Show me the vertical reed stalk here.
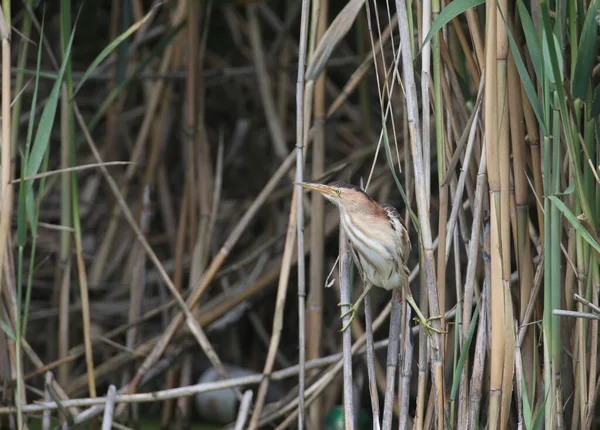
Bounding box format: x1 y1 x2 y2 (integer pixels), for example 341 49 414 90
295 0 311 426
339 228 355 429
484 0 504 426
395 1 445 426
308 0 327 426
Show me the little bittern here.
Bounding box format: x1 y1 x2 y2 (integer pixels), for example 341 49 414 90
298 180 442 333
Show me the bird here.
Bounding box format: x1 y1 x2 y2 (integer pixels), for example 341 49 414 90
297 180 442 334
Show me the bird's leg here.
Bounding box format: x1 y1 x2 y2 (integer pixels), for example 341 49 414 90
338 282 373 332
404 292 445 336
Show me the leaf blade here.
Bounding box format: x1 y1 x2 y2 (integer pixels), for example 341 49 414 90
73 5 157 96
420 0 485 51
572 0 600 98
306 0 365 80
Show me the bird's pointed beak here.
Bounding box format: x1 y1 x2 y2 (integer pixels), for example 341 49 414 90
295 182 336 197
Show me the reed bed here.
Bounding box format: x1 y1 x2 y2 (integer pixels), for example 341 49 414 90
0 0 599 428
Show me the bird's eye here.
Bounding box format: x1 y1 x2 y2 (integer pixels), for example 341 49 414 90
336 189 342 196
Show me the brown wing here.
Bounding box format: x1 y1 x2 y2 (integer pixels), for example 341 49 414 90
380 204 411 254
380 203 412 292
380 204 412 290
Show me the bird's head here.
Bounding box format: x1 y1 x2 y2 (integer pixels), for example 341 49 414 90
296 180 375 212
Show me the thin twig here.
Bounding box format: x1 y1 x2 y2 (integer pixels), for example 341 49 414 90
552 310 600 321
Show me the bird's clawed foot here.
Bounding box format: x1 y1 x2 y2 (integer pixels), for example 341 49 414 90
337 302 358 332
405 295 446 338
412 314 446 336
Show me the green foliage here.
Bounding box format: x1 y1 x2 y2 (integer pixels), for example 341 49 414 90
572 0 600 98
421 0 485 51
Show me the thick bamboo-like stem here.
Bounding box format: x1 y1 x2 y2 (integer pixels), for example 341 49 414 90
495 0 515 427
484 0 504 426
507 44 535 407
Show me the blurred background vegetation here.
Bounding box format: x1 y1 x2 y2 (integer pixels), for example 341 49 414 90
0 0 599 429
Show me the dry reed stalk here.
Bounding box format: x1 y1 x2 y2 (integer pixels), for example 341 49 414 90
246 186 300 429
483 0 504 426
180 0 213 423
436 183 448 326
43 372 53 430
448 17 480 87
588 273 599 427
247 4 288 160
89 1 187 287
0 2 12 327
5 298 461 417
507 43 536 408
467 275 489 429
307 0 327 425
73 103 239 412
56 84 73 395
334 277 396 417
266 221 439 428
128 25 183 419
161 176 189 426
101 385 117 430
58 253 71 391
495 0 515 427
421 0 431 202
327 15 397 119
60 203 343 387
382 289 401 430
398 303 413 430
443 87 483 266
256 281 443 428
464 8 484 70
73 190 97 398
339 228 355 429
295 0 311 426
364 293 381 429
277 0 292 129
394 1 445 427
